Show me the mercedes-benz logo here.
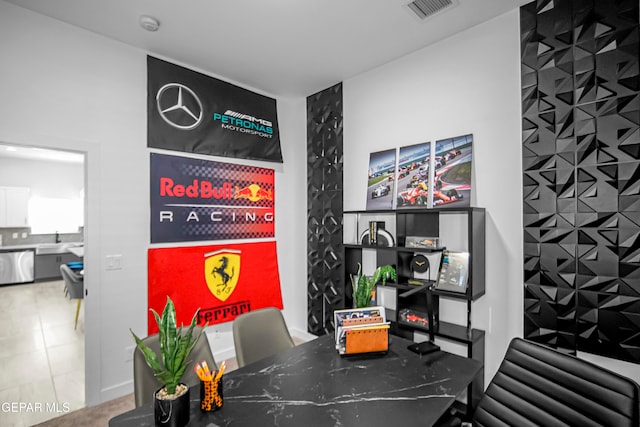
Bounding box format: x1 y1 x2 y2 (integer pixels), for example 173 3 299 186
156 83 204 130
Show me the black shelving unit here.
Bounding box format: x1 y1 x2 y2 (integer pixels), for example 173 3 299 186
343 207 486 415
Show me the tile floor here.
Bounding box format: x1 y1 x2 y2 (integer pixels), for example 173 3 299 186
0 280 84 427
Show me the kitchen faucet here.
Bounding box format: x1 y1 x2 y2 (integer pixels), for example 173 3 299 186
55 231 61 243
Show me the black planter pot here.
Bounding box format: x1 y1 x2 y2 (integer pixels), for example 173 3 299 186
153 384 190 427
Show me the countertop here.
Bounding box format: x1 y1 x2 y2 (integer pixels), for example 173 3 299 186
0 242 83 254
0 244 38 251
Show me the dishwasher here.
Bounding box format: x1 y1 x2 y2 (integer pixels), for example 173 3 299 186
0 248 35 285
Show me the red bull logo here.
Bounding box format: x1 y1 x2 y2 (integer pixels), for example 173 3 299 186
234 184 273 202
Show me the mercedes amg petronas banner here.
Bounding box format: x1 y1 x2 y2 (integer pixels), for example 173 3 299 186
147 56 283 163
147 241 283 332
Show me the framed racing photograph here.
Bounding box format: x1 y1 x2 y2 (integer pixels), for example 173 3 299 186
396 141 431 209
366 149 396 210
432 134 472 208
435 251 470 293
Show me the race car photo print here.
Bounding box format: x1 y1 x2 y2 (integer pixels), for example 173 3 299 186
395 135 472 208
366 148 396 210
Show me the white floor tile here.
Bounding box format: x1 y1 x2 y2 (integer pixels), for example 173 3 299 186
42 323 84 348
16 378 58 405
52 370 85 411
39 305 80 328
0 312 43 338
0 329 46 359
0 411 28 427
47 342 84 377
0 349 50 387
0 280 85 425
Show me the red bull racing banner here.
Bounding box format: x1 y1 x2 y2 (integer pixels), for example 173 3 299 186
147 56 282 163
147 241 283 332
151 153 275 243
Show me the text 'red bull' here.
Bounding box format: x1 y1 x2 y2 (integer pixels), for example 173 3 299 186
160 178 233 199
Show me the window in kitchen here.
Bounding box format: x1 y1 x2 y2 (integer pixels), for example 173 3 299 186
28 194 84 234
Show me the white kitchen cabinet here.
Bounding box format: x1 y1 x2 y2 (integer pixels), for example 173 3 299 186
0 187 30 227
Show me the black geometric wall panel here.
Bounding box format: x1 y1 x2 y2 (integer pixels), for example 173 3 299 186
307 83 344 336
521 0 640 363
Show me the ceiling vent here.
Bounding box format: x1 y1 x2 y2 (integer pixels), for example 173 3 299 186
405 0 457 21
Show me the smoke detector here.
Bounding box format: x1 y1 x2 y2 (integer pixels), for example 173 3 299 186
405 0 458 21
139 15 160 32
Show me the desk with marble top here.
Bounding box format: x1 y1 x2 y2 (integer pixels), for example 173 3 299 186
109 333 482 427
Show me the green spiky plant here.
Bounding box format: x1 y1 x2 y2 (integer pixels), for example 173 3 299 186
130 296 204 396
351 264 397 308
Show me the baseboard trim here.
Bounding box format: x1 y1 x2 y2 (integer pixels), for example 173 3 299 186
98 381 133 406
290 328 318 343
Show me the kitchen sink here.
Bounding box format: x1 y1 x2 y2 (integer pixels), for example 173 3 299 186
36 242 83 255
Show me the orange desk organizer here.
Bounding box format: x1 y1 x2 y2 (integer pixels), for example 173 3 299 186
342 316 389 355
342 316 384 327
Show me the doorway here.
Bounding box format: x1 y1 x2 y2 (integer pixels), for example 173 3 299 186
0 142 86 425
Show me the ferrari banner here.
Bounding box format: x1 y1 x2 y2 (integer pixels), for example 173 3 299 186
150 152 275 243
147 56 282 163
147 241 283 333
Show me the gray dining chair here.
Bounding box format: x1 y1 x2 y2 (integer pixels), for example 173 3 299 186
232 307 295 368
133 327 216 407
59 264 84 330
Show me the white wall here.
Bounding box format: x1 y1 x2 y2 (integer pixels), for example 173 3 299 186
0 157 83 199
344 10 523 384
0 1 307 405
344 8 640 387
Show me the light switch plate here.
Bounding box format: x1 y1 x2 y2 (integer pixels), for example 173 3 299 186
106 254 123 270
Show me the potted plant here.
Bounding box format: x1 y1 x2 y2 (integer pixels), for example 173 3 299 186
130 296 204 427
351 263 397 308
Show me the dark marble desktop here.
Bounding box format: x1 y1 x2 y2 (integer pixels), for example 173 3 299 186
110 334 481 427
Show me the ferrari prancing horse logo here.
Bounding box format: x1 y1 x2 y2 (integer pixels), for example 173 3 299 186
204 249 241 301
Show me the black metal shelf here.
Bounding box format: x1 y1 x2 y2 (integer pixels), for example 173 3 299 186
343 207 485 301
384 282 484 344
396 319 484 346
343 206 486 414
344 206 485 215
344 244 446 253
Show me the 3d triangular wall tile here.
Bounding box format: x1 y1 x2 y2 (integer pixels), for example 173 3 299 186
521 0 640 363
307 83 344 336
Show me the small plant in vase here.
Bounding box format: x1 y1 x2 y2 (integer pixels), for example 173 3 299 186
351 263 397 308
130 296 204 427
